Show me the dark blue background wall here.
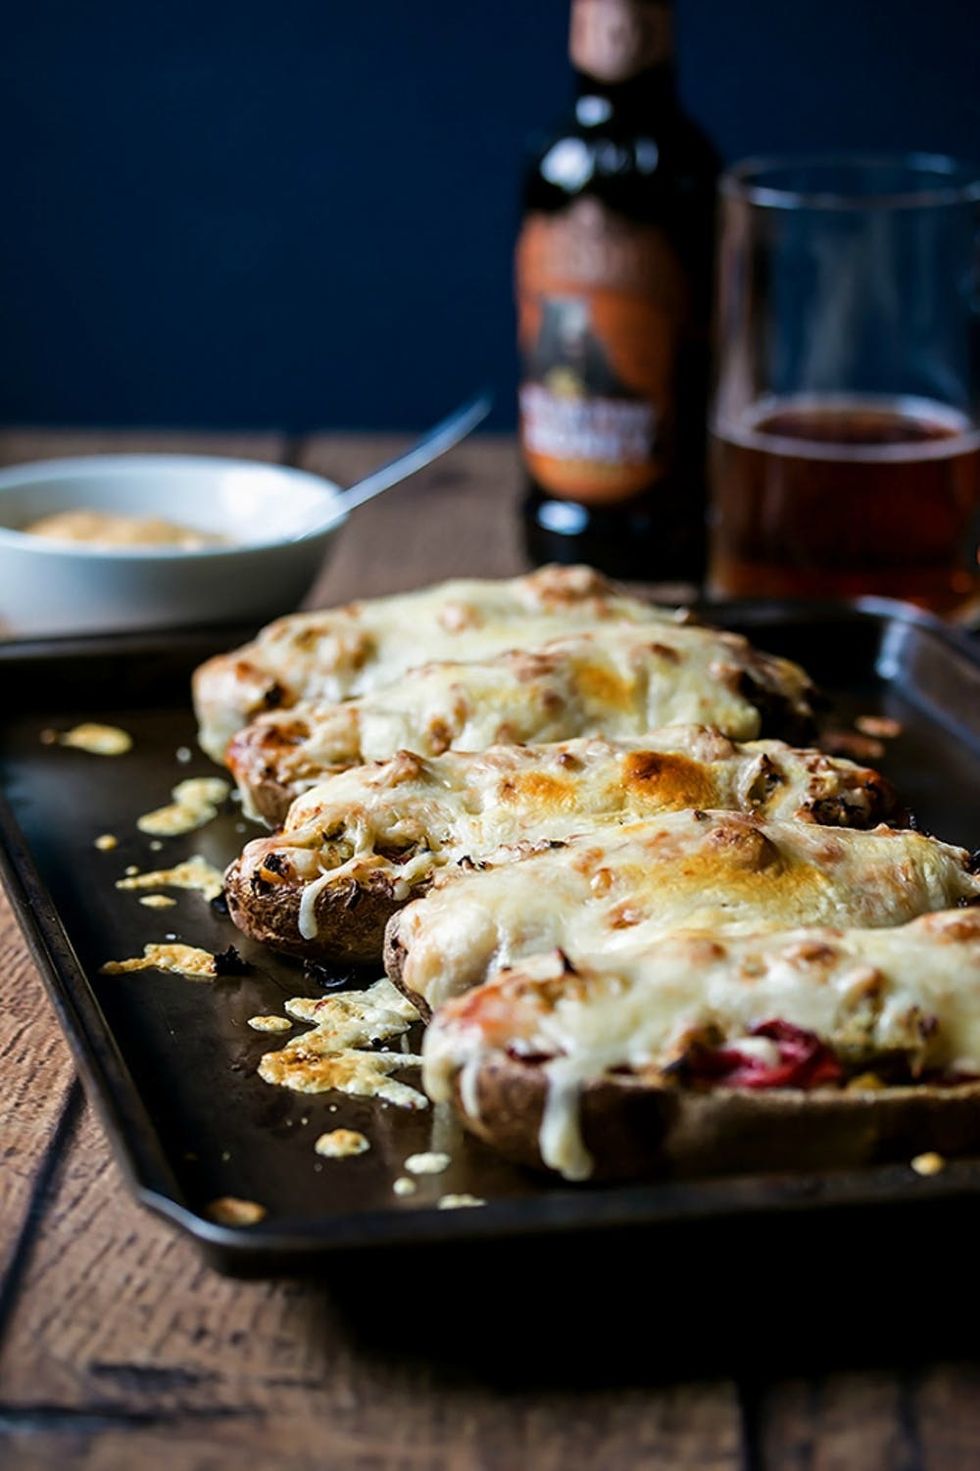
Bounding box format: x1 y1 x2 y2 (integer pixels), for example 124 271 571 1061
2 0 978 430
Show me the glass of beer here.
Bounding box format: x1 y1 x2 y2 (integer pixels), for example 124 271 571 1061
708 154 980 612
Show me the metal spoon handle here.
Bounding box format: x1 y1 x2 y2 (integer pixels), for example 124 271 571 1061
337 391 493 516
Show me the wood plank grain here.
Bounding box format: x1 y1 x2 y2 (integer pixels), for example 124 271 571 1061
299 433 525 605
0 885 78 1288
916 1366 980 1470
755 1373 919 1470
0 430 287 468
0 1101 742 1466
0 1377 741 1471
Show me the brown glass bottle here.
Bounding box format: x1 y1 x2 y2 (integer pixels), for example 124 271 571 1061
516 0 719 583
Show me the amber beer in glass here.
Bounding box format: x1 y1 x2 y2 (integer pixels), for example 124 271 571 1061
708 156 980 612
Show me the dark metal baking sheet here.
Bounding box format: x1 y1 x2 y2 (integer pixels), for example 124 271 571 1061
1 599 979 1275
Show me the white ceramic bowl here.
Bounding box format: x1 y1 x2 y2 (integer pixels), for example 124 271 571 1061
0 454 347 637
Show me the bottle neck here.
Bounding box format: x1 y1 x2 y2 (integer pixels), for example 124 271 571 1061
569 0 675 114
573 63 676 119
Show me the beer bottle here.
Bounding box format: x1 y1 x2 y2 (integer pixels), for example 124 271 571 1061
516 0 719 584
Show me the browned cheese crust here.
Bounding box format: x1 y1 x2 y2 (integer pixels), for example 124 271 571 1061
226 626 816 823
193 564 682 764
223 731 896 965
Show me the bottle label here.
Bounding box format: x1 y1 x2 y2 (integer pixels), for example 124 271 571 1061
516 198 689 504
570 0 672 83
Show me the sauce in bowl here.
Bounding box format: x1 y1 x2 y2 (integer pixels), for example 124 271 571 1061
24 508 228 550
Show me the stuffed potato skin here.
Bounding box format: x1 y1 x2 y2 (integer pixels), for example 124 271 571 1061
223 730 896 964
423 910 980 1180
226 625 816 823
194 564 679 763
386 814 980 1014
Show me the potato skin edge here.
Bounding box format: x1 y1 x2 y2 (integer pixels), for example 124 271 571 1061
224 858 402 967
452 1055 980 1181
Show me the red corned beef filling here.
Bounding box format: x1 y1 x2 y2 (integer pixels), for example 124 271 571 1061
685 1020 844 1090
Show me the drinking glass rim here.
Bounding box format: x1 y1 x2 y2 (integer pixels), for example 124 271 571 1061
721 152 980 210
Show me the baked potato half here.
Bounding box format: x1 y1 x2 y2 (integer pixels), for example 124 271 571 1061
225 729 897 965
422 911 980 1180
226 624 816 823
385 811 980 1014
194 563 679 763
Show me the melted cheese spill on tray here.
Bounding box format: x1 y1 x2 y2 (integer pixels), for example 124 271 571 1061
138 894 176 909
404 1151 451 1176
247 1014 293 1034
137 778 230 836
205 1196 266 1226
258 1047 426 1107
53 723 133 756
283 978 419 1047
259 978 425 1108
100 942 217 980
315 1128 370 1158
115 854 225 902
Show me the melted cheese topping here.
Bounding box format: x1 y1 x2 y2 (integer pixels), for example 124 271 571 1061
193 564 683 762
100 942 217 979
423 909 980 1181
314 1128 370 1158
138 894 176 909
231 730 890 941
391 811 979 1012
137 778 230 837
228 626 812 819
115 854 225 902
94 833 118 851
56 723 132 756
437 1194 485 1209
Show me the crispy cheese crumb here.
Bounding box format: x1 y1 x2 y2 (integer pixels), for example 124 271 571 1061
138 894 176 909
911 1151 946 1177
314 1128 370 1158
393 1176 417 1196
821 729 886 762
94 834 118 851
247 1014 293 1034
437 1194 485 1210
205 1196 266 1226
855 714 903 740
115 854 225 902
137 777 230 837
100 942 216 980
404 1151 451 1176
845 1072 887 1092
55 723 133 756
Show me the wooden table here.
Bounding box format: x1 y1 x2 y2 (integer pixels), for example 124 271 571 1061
0 429 978 1470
